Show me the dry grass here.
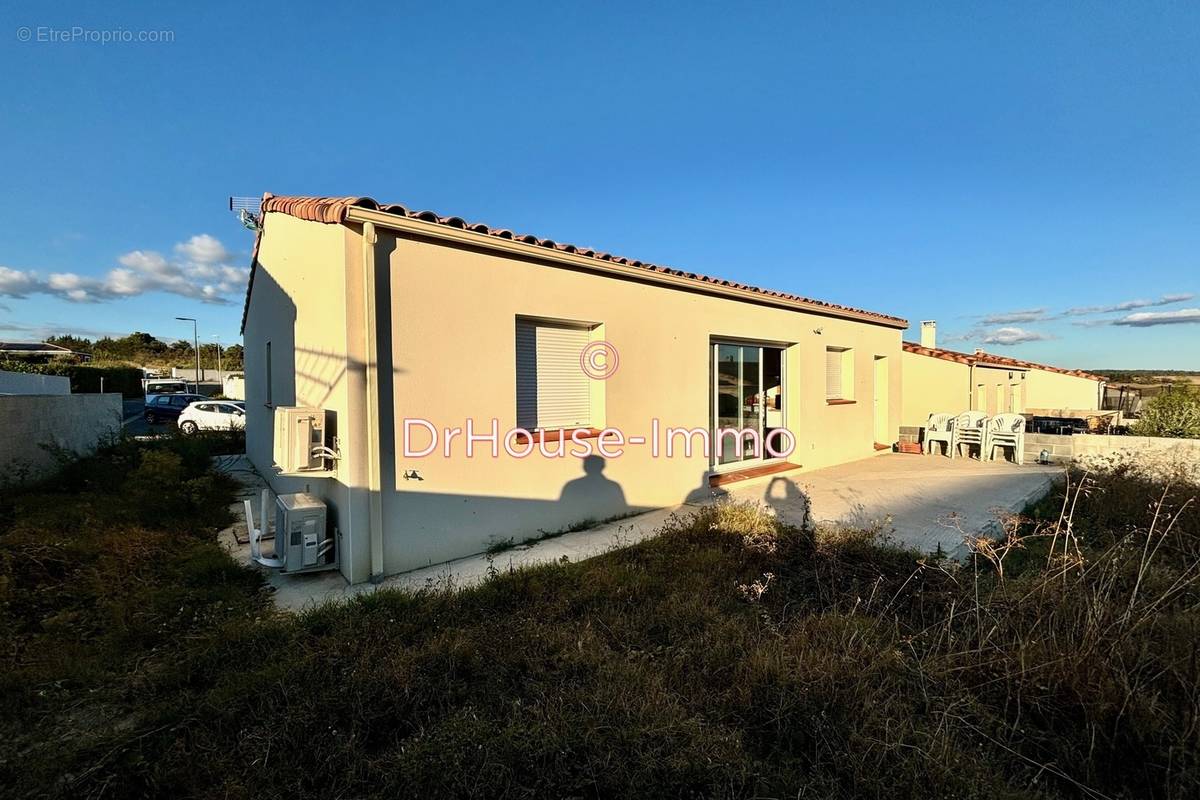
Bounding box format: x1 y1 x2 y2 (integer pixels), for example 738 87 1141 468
1 449 1197 799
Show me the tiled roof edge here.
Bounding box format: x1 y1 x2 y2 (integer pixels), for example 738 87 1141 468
249 193 908 328
902 341 1105 381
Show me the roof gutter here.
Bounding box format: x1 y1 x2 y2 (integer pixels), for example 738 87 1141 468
343 206 909 330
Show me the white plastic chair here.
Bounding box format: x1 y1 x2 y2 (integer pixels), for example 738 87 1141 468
923 412 955 456
951 411 988 459
985 413 1026 465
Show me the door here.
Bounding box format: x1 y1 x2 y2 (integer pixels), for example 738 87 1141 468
712 343 785 467
873 356 888 444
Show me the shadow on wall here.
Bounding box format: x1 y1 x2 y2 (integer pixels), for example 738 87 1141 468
558 454 628 521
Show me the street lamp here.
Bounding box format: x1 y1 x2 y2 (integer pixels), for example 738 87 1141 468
176 317 200 394
211 335 223 393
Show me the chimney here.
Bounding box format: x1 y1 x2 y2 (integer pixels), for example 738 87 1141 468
920 320 937 350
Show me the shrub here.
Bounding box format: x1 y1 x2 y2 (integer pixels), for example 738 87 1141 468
1133 384 1200 438
0 360 145 397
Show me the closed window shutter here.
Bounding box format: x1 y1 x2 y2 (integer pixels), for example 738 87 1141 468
825 349 843 399
516 321 592 429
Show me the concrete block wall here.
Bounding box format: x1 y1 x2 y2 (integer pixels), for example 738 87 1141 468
1024 433 1074 465
0 393 122 487
1072 434 1200 483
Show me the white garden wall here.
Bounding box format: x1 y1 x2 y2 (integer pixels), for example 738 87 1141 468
0 393 122 486
0 370 70 395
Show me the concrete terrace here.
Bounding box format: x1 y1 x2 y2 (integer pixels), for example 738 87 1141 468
216 453 1062 612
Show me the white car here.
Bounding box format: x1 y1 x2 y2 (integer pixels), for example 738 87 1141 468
177 400 246 433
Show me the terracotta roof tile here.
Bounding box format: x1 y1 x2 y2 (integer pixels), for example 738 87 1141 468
902 341 1104 381
243 193 908 331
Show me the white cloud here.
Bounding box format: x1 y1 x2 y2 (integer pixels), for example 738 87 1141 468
0 235 248 305
1064 293 1194 316
174 234 232 267
980 308 1049 324
979 326 1054 346
1111 308 1200 327
0 266 41 298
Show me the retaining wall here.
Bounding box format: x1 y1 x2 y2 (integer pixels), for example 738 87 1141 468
1024 432 1200 481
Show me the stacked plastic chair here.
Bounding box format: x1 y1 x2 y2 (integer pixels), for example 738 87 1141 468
923 412 955 456
985 413 1026 465
951 411 988 459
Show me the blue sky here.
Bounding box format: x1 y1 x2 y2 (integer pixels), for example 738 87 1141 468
1 1 1197 368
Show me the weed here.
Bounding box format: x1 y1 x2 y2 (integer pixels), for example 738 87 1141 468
1 455 1197 798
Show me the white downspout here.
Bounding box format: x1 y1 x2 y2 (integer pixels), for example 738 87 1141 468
362 221 385 583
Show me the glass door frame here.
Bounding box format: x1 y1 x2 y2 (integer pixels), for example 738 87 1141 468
709 340 787 472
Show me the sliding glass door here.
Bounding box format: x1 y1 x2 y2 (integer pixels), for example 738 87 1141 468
712 342 785 467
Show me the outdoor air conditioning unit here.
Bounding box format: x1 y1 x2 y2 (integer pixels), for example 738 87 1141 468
273 406 335 475
244 490 338 574
275 492 336 574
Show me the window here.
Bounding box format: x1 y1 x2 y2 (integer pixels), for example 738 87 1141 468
516 319 594 430
825 347 853 401
264 341 273 407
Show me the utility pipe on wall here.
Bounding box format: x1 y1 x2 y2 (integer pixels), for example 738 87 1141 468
361 221 385 582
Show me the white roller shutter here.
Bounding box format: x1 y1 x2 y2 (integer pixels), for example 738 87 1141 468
516 321 592 429
825 348 843 399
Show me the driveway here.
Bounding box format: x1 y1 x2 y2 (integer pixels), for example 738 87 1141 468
219 452 1061 611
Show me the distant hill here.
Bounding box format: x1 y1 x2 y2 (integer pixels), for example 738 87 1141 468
1095 370 1200 385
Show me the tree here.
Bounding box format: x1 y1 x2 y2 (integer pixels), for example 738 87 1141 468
223 344 244 370
44 334 93 354
1132 385 1200 439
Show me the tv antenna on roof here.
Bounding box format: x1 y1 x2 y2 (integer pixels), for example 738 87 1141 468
228 196 262 231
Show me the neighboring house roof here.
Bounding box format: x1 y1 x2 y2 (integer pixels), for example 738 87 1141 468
0 341 75 355
241 193 909 332
902 341 1105 381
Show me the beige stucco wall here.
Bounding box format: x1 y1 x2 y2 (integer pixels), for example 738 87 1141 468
973 365 1026 416
376 229 903 574
901 352 1032 425
243 214 370 582
900 350 969 426
1025 369 1101 411
246 215 906 581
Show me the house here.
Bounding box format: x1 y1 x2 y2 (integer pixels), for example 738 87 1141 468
900 321 1106 428
241 194 908 584
0 341 90 363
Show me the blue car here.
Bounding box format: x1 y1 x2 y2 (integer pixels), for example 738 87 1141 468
143 393 208 425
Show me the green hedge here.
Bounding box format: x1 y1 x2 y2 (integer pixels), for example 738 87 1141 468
0 361 144 398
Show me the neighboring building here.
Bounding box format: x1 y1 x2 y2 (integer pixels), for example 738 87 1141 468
241 194 909 584
0 341 90 362
900 321 1105 427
